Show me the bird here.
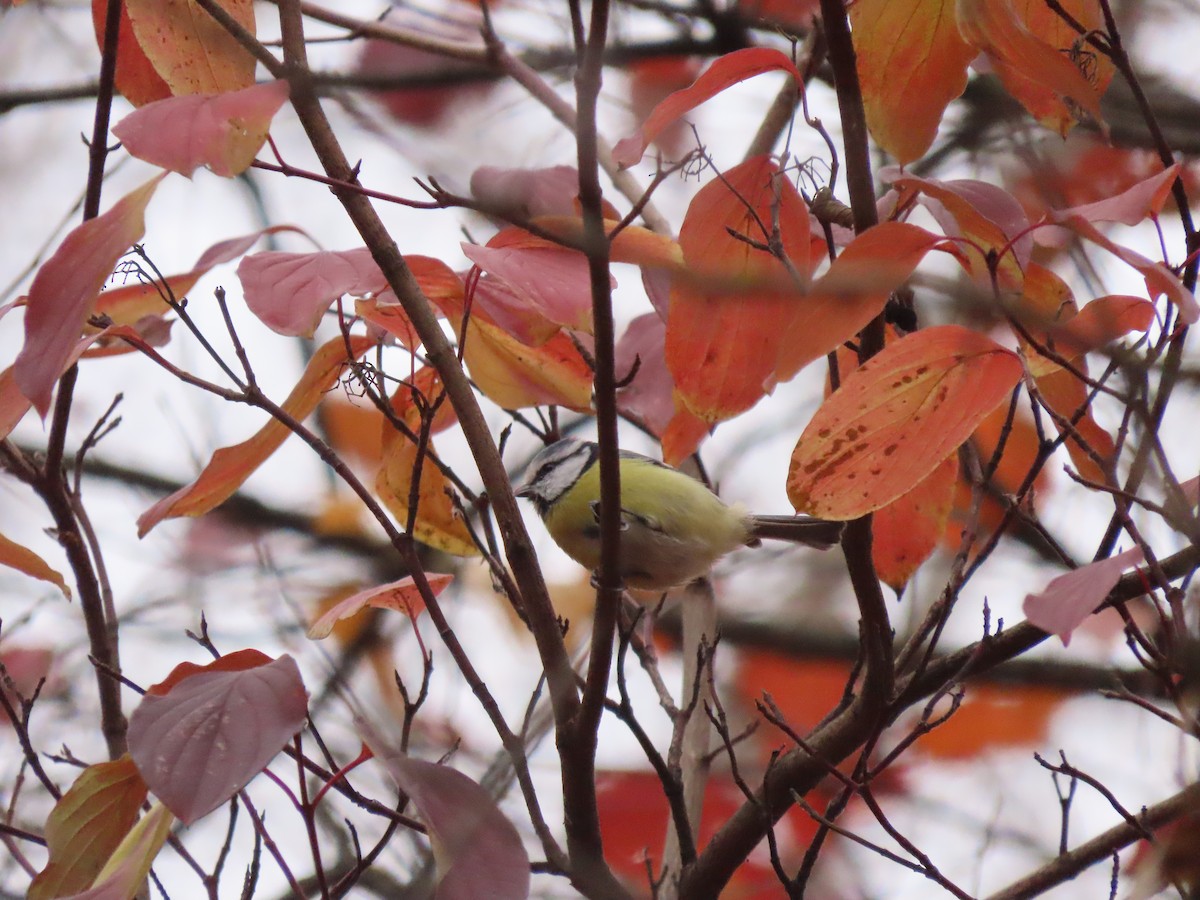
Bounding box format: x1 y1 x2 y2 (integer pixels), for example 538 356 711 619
515 438 843 591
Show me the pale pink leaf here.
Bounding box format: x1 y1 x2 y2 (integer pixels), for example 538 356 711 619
307 573 454 640
237 248 386 336
113 80 290 178
128 653 308 824
14 175 164 416
461 243 602 334
360 719 531 900
469 165 580 218
1023 547 1145 646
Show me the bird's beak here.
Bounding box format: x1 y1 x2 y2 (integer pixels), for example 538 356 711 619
514 482 533 499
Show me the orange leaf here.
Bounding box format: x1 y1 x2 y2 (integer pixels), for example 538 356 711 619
668 156 941 427
890 173 1030 289
307 573 454 640
788 325 1023 519
137 335 376 536
873 455 958 591
28 756 150 900
613 48 801 167
915 684 1068 759
375 368 477 557
321 395 386 467
1016 267 1155 482
851 0 974 165
91 0 171 106
460 318 593 411
125 0 257 96
1053 294 1155 355
0 531 70 596
957 0 1105 135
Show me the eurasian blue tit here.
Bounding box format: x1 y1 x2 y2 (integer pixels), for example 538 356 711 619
516 439 843 590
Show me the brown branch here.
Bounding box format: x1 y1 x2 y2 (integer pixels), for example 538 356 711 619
984 781 1200 900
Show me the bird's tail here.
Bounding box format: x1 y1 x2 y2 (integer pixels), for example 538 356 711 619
747 515 844 550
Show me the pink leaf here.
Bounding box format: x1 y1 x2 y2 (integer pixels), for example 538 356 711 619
1023 547 1145 646
1054 162 1181 229
112 80 290 178
614 47 801 167
128 652 308 824
469 165 580 218
360 719 531 900
1057 216 1199 324
466 277 562 347
14 175 164 416
461 242 600 334
307 573 454 640
237 247 386 336
615 312 676 436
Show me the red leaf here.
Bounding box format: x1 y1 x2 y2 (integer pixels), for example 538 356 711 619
614 48 801 167
872 455 958 591
356 31 492 129
307 573 454 640
1023 547 1145 645
238 247 386 337
137 335 377 536
112 80 290 178
14 176 164 416
360 720 531 900
667 157 941 427
788 326 1023 519
129 653 308 824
